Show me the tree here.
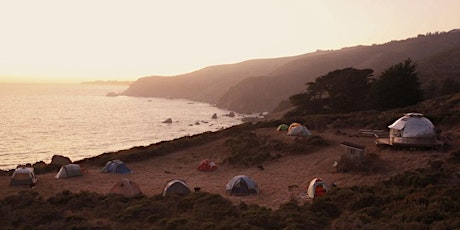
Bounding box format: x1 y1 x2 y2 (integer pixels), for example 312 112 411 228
369 59 423 110
289 67 374 115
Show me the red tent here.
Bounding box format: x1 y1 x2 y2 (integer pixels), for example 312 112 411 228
197 159 217 171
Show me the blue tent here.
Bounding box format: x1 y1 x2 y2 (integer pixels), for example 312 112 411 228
101 159 132 174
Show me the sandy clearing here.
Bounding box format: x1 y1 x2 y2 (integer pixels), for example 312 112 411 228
0 128 449 209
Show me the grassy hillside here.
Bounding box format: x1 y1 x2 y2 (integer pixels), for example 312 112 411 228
123 30 460 113
2 93 460 229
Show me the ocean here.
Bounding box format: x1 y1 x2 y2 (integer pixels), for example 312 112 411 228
0 83 243 170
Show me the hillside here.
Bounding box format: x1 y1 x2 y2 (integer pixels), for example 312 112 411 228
1 93 459 229
123 30 460 113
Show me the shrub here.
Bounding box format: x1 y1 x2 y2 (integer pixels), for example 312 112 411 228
223 132 282 166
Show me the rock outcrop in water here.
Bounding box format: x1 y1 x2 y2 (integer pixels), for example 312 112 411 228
162 118 173 123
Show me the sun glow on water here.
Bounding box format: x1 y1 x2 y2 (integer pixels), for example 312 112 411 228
0 84 243 170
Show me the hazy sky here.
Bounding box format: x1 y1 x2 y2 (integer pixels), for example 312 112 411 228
1 0 459 83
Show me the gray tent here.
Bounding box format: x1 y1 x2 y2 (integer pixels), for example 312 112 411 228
287 123 311 136
226 175 259 195
10 167 37 186
162 179 191 196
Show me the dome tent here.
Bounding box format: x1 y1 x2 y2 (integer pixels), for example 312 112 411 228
307 178 329 198
109 178 143 197
197 159 218 171
226 175 258 196
162 179 192 196
101 159 132 174
10 167 37 186
388 113 436 146
276 124 289 131
55 164 83 179
287 122 311 136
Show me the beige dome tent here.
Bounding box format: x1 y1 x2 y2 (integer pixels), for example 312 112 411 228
55 164 83 179
388 113 436 146
109 178 142 197
10 167 37 186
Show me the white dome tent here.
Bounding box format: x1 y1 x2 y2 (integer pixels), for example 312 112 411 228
387 113 437 147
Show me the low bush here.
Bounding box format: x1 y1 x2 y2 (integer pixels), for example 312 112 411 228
223 132 282 166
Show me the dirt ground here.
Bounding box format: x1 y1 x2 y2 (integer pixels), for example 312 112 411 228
0 128 450 209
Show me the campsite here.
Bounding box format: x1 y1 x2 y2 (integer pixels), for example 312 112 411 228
1 92 459 228
2 123 453 207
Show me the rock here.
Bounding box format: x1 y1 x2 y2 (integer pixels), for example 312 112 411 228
212 113 217 119
228 112 235 117
33 161 47 169
162 118 173 123
106 92 118 97
51 155 72 166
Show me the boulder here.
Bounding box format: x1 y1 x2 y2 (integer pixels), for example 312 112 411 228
106 92 118 97
162 118 173 123
212 113 217 119
51 155 72 166
33 161 47 169
228 112 235 117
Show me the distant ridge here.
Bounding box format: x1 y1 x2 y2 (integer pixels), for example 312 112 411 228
81 80 132 86
123 30 460 113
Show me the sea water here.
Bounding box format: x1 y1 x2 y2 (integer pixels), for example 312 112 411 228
0 83 243 170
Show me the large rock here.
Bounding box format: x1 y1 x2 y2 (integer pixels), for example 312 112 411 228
162 118 173 123
51 155 72 166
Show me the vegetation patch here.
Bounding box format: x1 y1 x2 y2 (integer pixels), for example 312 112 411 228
223 132 328 166
223 132 282 166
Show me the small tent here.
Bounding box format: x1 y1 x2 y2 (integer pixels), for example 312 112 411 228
10 167 38 186
307 178 329 198
276 124 289 131
101 159 132 174
388 113 436 146
197 159 218 171
287 123 311 136
226 175 259 195
55 164 83 179
109 178 143 197
162 179 192 196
